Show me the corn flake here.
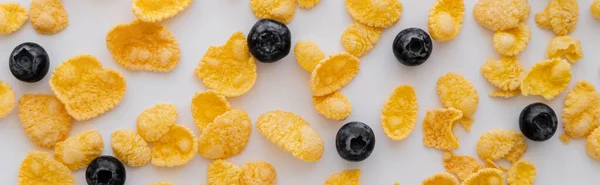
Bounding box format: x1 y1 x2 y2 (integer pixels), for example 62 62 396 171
489 89 520 98
421 172 459 185
437 72 479 129
341 22 382 57
562 80 600 138
313 92 352 121
428 0 465 42
310 52 360 96
442 152 480 181
381 85 418 141
345 0 402 28
535 0 579 36
0 2 27 35
422 108 462 150
151 124 197 167
507 160 536 185
294 40 325 72
29 0 68 34
493 22 531 56
586 127 600 160
546 35 583 63
592 0 600 19
132 0 192 23
137 104 177 142
208 159 242 185
463 168 505 185
191 91 231 131
481 56 524 91
476 129 515 161
298 0 320 9
18 95 72 149
54 130 104 170
324 169 360 185
250 0 296 24
521 58 572 100
473 0 530 31
484 159 508 172
240 161 277 185
0 81 15 118
18 151 74 185
198 109 252 159
111 129 151 167
504 132 528 163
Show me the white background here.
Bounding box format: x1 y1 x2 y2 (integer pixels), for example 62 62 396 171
1 0 600 184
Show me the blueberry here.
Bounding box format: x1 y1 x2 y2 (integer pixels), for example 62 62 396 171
392 28 433 66
86 156 126 185
519 102 558 142
248 19 291 63
336 121 375 162
9 42 50 83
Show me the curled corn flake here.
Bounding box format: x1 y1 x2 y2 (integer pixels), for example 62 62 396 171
150 182 173 185
257 110 324 162
198 109 252 159
294 40 325 72
421 172 459 185
345 0 402 28
313 92 352 121
507 160 536 185
504 132 527 163
137 104 177 142
381 85 418 140
520 58 572 100
562 80 600 138
49 54 126 121
18 151 74 185
310 52 360 96
151 124 197 167
463 168 504 185
240 161 277 185
546 35 583 63
208 159 242 185
422 108 462 150
481 56 524 91
473 0 529 31
443 151 480 181
0 81 16 118
0 2 27 35
298 0 320 9
106 20 180 72
484 159 507 172
559 133 571 144
489 89 520 98
54 130 104 170
428 0 465 42
535 0 579 36
111 130 151 167
132 0 192 23
586 127 600 160
250 0 296 24
476 129 515 161
437 72 478 129
18 95 72 149
325 169 360 185
592 0 600 19
493 22 531 56
341 22 382 57
191 91 231 131
195 32 257 97
29 0 68 34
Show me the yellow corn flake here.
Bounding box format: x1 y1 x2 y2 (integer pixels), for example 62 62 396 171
313 92 352 121
54 130 104 170
473 0 530 31
592 0 600 19
476 129 515 161
195 31 257 98
489 89 521 98
493 22 531 56
394 183 400 185
0 2 27 35
29 0 68 34
463 168 504 185
535 0 579 36
504 132 528 163
546 35 583 63
507 160 536 185
151 124 197 167
345 0 402 28
0 81 16 118
18 95 72 149
240 161 277 185
191 91 231 131
310 52 360 96
250 0 296 24
428 0 465 42
294 40 325 72
106 20 180 72
442 152 480 181
563 81 600 138
207 159 242 185
481 56 524 91
132 0 192 23
341 22 382 57
111 130 151 167
586 127 600 160
150 182 173 185
18 151 75 185
381 85 418 141
559 133 571 144
49 54 126 121
437 72 479 129
198 109 252 159
421 172 459 185
484 159 508 172
422 108 462 150
521 58 572 100
137 104 177 142
298 0 320 9
324 169 360 185
257 110 324 162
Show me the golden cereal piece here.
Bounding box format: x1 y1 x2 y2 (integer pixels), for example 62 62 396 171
240 161 277 185
294 40 325 72
586 127 600 160
559 133 571 144
489 89 521 98
208 159 242 185
473 0 529 31
0 2 27 35
481 56 524 91
507 160 536 185
437 72 478 129
484 159 508 172
191 91 231 131
345 0 402 28
493 22 531 56
250 0 296 24
54 130 104 170
18 151 74 185
298 0 320 9
151 124 197 167
18 94 72 149
463 168 504 185
562 80 600 138
520 58 572 100
381 85 418 141
535 0 579 36
443 151 480 181
313 92 352 121
111 130 151 167
137 104 177 142
428 0 465 42
132 0 192 23
0 81 16 118
324 169 360 185
29 0 68 34
546 35 583 63
341 22 382 57
422 108 462 150
198 109 252 159
421 172 459 185
504 132 528 163
310 52 360 96
476 129 515 161
592 0 600 19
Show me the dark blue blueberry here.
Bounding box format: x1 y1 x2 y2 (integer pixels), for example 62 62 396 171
86 156 126 185
9 42 49 83
519 102 557 142
336 121 375 162
392 28 432 66
248 19 291 63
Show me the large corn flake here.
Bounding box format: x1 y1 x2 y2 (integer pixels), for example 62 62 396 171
207 159 242 185
195 32 257 97
132 0 192 23
476 129 515 161
106 20 180 72
484 159 508 172
520 58 572 100
257 110 324 162
310 52 360 96
191 91 231 131
151 124 197 167
586 127 600 160
198 109 252 159
592 0 600 19
19 95 72 149
546 35 583 63
437 72 479 129
49 54 126 121
428 0 465 42
294 40 325 72
489 89 520 98
463 168 504 185
507 160 536 185
422 108 462 150
313 92 352 121
324 169 360 185
240 161 277 185
443 152 480 181
250 0 296 24
345 0 402 28
421 172 459 185
473 0 529 31
341 22 382 57
111 130 151 167
298 0 320 9
54 130 104 170
381 85 418 141
18 151 74 185
137 104 177 142
535 0 579 36
0 2 27 35
504 132 528 163
0 81 16 118
481 56 524 91
493 22 531 56
29 0 68 34
562 80 600 138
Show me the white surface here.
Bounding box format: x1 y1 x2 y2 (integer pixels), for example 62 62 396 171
1 0 600 184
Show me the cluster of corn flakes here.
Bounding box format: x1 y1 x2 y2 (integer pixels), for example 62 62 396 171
19 94 72 149
137 104 177 142
421 172 459 185
562 81 600 139
586 127 600 160
546 35 583 63
437 72 478 131
520 58 572 100
476 129 516 161
29 0 68 34
345 0 402 28
535 0 579 36
428 0 465 42
463 168 504 185
422 108 462 150
0 2 28 35
18 151 75 185
197 109 252 159
250 0 296 24
191 91 231 131
294 40 325 72
132 0 192 23
507 160 537 185
480 56 524 98
151 124 197 167
111 130 152 167
341 22 382 57
473 0 530 31
324 169 360 185
208 159 277 185
381 85 418 141
0 81 15 119
310 52 360 96
54 130 104 170
493 22 531 56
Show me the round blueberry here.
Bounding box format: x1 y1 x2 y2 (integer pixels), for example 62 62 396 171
336 121 375 162
392 28 433 66
86 156 126 185
248 19 291 63
519 102 558 142
9 42 50 83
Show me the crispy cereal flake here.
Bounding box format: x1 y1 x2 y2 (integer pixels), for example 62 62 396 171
298 0 320 9
381 85 418 140
586 127 600 160
313 92 352 121
507 160 536 185
535 0 579 35
250 0 296 24
546 35 583 63
476 129 515 161
422 108 462 150
132 0 192 23
421 172 459 185
428 0 465 42
198 109 252 159
481 56 524 91
208 159 242 185
443 152 480 181
54 130 104 170
489 89 521 98
493 22 531 56
437 72 479 129
504 132 528 163
19 95 72 149
324 169 360 185
151 124 197 167
310 52 360 96
191 91 231 131
341 22 382 57
484 159 508 172
592 0 600 19
463 168 504 185
29 0 68 34
137 104 177 142
562 80 600 138
520 58 572 100
345 0 402 28
18 151 74 185
473 0 529 31
0 2 27 35
240 161 277 185
111 130 151 167
294 40 325 72
0 81 16 118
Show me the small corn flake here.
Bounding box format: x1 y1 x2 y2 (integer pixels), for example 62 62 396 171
257 110 324 162
313 92 352 121
473 0 530 31
535 0 579 36
484 159 508 172
198 109 252 159
19 94 72 149
394 183 400 185
191 91 231 131
132 0 192 23
341 22 382 57
195 32 257 98
0 2 28 35
521 58 572 100
345 0 402 28
421 172 459 185
240 161 277 185
381 85 418 141
294 40 325 72
297 0 320 9
592 0 600 19
476 129 515 161
29 0 68 34
493 22 531 56
49 54 127 121
586 127 600 160
0 81 16 118
324 169 360 185
111 130 151 167
137 104 177 142
463 168 504 185
18 151 74 185
562 80 600 139
481 56 524 91
208 159 242 185
437 72 479 129
489 89 521 98
428 0 465 42
106 20 180 72
507 160 536 185
422 108 462 150
310 52 360 96
504 132 528 163
150 182 173 185
250 0 296 24
54 130 104 170
546 35 583 63
559 133 571 144
151 124 197 167
443 151 480 181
